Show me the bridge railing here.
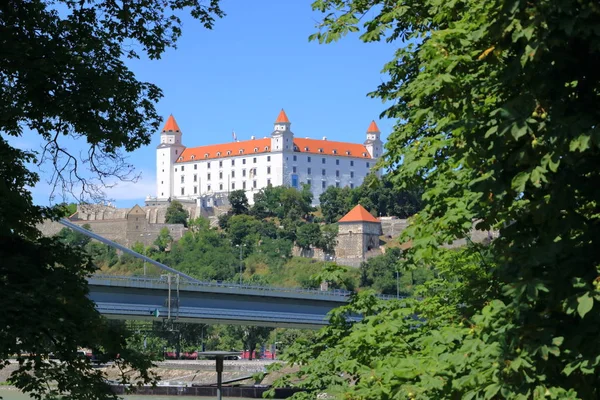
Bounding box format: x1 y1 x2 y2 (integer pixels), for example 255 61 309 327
90 274 404 301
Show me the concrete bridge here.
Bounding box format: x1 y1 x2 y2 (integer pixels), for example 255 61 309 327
58 219 396 328
88 275 359 329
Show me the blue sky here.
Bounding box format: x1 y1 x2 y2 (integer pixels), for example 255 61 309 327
26 0 397 208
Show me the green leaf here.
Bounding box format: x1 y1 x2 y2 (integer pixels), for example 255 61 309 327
577 292 594 318
511 171 530 192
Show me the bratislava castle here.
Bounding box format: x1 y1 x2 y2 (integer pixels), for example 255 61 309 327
155 110 383 205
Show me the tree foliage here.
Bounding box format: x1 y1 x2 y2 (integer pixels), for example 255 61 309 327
164 200 189 226
1 0 223 398
319 174 423 223
228 189 249 215
271 0 600 398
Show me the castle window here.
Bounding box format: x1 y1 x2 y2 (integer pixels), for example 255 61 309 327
231 170 235 178
194 186 197 194
362 152 367 157
367 162 370 168
181 166 185 171
175 150 178 155
205 154 209 158
332 150 337 154
265 146 269 151
239 149 244 154
253 180 257 188
254 147 258 153
336 170 340 177
306 179 311 187
292 166 296 173
336 182 340 188
293 155 297 161
243 159 246 165
336 159 340 165
194 164 197 170
207 162 211 168
175 168 177 172
267 166 271 174
267 156 271 162
231 159 235 166
350 160 354 167
253 157 257 163
217 152 221 157
181 188 184 195
322 169 326 176
321 181 326 189
350 171 354 178
243 181 246 189
350 183 354 189
307 156 311 162
304 147 309 151
308 168 311 174
207 184 211 191
346 151 351 155
219 183 223 190
242 169 246 177
178 157 183 161
219 161 223 167
267 178 271 185
219 172 223 179
232 182 235 190
227 151 231 156
207 173 211 180
322 158 326 164
193 174 197 182
318 148 323 153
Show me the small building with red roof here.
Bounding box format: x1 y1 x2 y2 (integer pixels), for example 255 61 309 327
153 110 383 207
335 204 383 265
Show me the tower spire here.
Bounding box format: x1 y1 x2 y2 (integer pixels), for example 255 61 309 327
162 115 181 133
275 109 290 124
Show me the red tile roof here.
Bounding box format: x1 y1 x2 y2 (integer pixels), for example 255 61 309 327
338 204 380 223
162 115 181 132
367 120 380 133
275 109 290 123
293 138 371 158
176 138 271 163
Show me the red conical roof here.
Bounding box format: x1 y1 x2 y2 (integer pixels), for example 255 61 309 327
162 115 181 132
367 120 380 133
338 204 379 223
275 109 290 123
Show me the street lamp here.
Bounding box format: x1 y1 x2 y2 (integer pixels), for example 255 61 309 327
396 268 400 299
140 233 152 276
235 244 246 285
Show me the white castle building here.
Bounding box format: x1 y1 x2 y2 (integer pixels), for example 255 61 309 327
154 110 383 206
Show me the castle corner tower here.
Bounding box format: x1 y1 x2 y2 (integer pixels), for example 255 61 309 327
156 115 185 200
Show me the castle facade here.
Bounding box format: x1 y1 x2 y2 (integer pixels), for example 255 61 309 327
154 110 383 205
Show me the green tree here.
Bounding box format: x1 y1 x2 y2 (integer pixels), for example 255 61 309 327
295 223 322 251
154 227 173 252
56 223 92 248
275 0 600 398
225 325 273 361
318 224 338 254
165 200 189 226
1 1 223 397
226 214 261 248
228 189 249 215
319 186 352 223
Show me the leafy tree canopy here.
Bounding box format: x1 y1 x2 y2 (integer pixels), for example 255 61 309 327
164 200 189 226
1 1 223 398
228 189 249 215
273 0 600 398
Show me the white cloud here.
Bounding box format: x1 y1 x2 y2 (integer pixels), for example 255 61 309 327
104 170 156 202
